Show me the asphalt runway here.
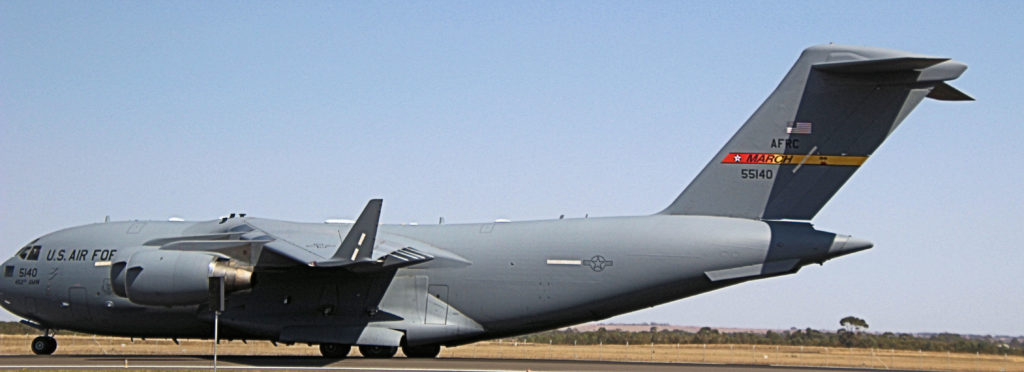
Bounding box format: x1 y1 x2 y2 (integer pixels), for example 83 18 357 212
0 355 910 371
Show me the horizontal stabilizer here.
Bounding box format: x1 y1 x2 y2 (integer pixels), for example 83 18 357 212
813 57 949 73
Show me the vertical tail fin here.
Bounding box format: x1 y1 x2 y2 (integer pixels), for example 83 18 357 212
662 44 970 220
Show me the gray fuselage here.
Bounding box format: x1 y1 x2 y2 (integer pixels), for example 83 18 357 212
0 214 863 345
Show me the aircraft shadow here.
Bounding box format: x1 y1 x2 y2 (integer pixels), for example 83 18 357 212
75 354 338 367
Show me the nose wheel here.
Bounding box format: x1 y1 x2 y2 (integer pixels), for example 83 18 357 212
31 336 57 355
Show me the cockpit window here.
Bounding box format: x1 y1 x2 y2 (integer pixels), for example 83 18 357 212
16 246 41 261
27 246 41 261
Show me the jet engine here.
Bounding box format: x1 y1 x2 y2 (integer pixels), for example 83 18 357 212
109 250 252 306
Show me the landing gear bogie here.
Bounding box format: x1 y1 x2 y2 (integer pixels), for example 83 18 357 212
319 343 351 358
359 345 398 358
402 344 440 358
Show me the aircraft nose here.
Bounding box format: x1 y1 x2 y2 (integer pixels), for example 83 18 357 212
827 235 873 259
0 260 10 294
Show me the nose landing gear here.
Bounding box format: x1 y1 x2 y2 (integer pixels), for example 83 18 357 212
30 330 57 355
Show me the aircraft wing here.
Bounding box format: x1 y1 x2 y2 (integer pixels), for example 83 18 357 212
239 200 470 271
152 199 469 270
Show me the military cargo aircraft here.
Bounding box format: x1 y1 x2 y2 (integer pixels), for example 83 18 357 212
0 44 969 358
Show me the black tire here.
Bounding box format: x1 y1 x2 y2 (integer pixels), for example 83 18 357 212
402 344 440 358
319 343 351 358
31 336 56 355
359 345 398 358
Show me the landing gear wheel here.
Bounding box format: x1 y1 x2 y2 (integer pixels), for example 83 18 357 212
402 344 440 358
31 336 56 355
319 343 351 358
359 345 398 358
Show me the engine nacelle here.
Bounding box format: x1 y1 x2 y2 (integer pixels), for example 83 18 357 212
110 250 252 306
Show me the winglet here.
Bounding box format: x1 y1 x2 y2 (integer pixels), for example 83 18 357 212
331 199 382 263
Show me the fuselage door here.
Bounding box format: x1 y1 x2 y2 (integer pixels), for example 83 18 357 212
68 287 90 322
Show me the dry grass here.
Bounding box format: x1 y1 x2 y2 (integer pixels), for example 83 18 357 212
0 334 1021 371
0 334 321 357
444 341 1024 371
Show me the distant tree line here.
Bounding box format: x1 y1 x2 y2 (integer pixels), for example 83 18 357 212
513 319 1023 357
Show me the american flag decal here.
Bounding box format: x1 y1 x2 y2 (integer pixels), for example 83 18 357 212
786 121 812 134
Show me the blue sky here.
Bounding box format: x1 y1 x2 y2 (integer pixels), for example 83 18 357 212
2 1 1021 336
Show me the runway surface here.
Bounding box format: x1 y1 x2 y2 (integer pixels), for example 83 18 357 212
0 355 908 371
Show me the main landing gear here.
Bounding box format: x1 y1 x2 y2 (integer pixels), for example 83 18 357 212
359 345 398 358
31 332 57 355
319 343 351 358
318 343 440 359
402 344 441 358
